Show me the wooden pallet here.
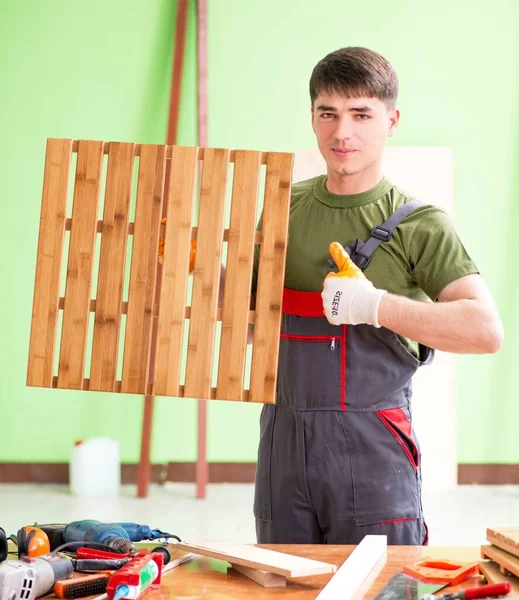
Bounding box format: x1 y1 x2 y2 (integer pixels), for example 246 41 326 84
27 139 293 404
481 545 519 579
488 528 519 558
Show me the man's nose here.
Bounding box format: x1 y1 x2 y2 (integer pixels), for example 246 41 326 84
333 116 353 140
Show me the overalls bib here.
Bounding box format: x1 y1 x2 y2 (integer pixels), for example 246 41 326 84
254 201 433 545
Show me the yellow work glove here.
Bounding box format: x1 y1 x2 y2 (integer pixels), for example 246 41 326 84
321 242 386 327
158 217 197 273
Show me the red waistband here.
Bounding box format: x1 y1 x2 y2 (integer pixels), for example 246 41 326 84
282 288 324 318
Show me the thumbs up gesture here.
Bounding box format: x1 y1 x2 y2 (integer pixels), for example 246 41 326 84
321 242 387 327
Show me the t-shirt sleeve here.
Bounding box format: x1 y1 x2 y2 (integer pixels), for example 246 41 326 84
407 206 479 301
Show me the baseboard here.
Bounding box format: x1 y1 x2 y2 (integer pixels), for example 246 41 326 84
0 462 257 484
458 464 519 485
2 463 517 485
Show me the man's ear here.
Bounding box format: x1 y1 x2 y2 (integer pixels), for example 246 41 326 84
387 107 400 137
311 104 316 133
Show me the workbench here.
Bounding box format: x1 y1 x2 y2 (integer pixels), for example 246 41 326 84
157 544 483 599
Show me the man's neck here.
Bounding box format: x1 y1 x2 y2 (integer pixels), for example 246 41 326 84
325 165 383 195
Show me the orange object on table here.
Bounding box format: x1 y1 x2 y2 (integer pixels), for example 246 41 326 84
403 558 480 586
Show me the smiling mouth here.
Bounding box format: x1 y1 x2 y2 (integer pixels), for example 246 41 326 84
332 148 356 156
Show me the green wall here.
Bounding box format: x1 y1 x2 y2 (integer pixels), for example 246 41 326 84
1 0 518 466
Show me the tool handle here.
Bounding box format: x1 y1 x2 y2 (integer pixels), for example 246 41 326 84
465 582 511 600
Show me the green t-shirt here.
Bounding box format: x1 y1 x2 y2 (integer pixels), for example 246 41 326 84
253 175 479 358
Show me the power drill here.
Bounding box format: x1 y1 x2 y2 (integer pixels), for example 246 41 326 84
39 521 177 555
0 554 73 600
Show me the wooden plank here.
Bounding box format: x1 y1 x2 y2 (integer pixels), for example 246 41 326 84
174 540 337 578
57 140 104 389
184 148 229 399
488 533 519 560
480 560 519 596
481 545 519 579
153 146 198 396
249 152 293 404
232 564 286 588
90 142 135 391
488 529 519 556
121 145 166 394
316 535 387 600
216 150 261 400
27 138 72 387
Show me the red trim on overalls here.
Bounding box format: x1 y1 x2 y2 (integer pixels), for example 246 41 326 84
376 409 419 472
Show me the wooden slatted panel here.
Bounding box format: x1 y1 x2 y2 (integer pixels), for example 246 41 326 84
184 148 229 398
57 140 104 389
249 152 293 404
216 150 261 400
121 145 166 394
153 146 198 396
89 142 135 391
27 138 73 387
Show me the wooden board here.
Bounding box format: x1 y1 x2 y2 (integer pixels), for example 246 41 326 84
58 140 104 390
480 560 519 596
90 142 135 391
184 148 229 399
316 535 387 600
153 145 198 397
121 144 166 394
216 150 261 401
27 139 293 404
249 152 293 404
174 540 337 578
27 138 72 387
232 563 286 588
481 545 519 579
488 529 519 558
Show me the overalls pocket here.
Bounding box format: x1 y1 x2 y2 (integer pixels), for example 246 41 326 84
339 411 420 526
277 333 342 409
253 405 276 522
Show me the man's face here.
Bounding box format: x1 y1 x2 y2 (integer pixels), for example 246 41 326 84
311 92 399 179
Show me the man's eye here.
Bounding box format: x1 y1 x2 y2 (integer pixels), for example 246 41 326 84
321 113 335 119
355 114 370 120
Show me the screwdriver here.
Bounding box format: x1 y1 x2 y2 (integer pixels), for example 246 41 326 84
422 582 510 600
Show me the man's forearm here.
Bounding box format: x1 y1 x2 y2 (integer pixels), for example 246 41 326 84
378 294 503 354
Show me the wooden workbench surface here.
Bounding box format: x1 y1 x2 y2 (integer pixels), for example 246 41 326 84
157 544 483 599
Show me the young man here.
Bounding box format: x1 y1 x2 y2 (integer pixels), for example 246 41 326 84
252 47 503 545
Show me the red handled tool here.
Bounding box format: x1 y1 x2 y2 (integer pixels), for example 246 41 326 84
422 582 511 600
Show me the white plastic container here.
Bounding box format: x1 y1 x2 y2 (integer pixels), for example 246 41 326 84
70 437 121 497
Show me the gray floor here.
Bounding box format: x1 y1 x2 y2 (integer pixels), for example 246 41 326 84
1 483 518 546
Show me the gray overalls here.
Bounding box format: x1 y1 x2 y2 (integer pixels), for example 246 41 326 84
254 201 432 545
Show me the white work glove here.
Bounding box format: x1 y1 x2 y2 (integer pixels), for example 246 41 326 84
321 242 387 327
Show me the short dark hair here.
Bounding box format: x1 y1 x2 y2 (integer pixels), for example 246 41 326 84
309 47 398 109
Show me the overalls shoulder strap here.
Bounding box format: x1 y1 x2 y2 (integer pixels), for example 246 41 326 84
349 199 424 270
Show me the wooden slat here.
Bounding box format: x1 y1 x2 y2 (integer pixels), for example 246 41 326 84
71 141 268 164
153 146 198 396
184 148 229 398
27 138 73 387
121 145 166 394
249 152 293 404
89 143 135 391
216 150 261 400
481 545 519 579
65 220 262 244
57 140 104 389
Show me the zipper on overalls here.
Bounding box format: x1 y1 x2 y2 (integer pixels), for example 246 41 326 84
330 338 336 351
